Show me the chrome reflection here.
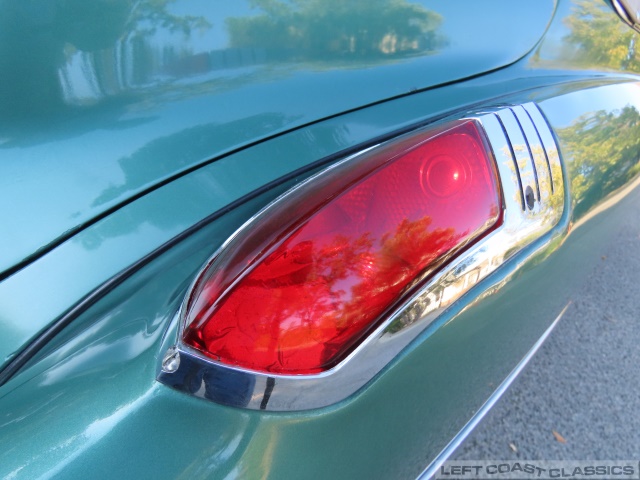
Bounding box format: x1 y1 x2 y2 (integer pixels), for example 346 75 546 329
157 102 566 411
612 0 640 33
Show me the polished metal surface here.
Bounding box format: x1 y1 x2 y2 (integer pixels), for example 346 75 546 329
157 102 566 411
496 108 539 208
613 0 640 31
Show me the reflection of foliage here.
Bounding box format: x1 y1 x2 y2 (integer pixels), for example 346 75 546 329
227 0 444 60
123 0 210 41
564 0 640 72
245 216 457 327
60 0 209 50
188 215 459 371
547 154 565 218
334 218 456 340
0 0 209 119
559 105 640 218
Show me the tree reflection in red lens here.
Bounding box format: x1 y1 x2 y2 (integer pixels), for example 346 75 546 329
184 121 502 374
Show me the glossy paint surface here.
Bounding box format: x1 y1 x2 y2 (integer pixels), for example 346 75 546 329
1 77 640 477
0 0 555 275
0 68 584 368
1 1 640 479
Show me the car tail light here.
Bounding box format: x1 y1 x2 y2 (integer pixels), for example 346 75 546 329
181 120 502 374
159 103 565 411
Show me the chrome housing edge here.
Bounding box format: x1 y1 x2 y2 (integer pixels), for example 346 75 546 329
157 102 565 411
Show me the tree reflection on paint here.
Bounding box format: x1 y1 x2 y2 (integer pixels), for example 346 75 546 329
564 0 640 72
559 105 640 219
227 0 445 61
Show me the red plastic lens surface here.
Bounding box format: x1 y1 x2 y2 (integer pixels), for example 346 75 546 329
183 121 502 374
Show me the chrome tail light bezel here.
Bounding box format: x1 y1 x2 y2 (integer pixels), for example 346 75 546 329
157 102 565 411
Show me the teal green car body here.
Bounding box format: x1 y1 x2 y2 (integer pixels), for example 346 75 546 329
1 0 639 477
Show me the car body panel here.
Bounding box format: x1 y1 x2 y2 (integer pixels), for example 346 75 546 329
0 0 556 276
2 77 640 479
1 1 640 479
0 70 628 367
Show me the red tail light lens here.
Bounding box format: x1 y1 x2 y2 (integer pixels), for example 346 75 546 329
183 121 502 374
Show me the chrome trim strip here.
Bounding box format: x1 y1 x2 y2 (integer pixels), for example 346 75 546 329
612 0 640 32
523 103 565 201
511 106 553 202
157 102 566 411
522 105 555 194
416 303 571 480
496 109 539 206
